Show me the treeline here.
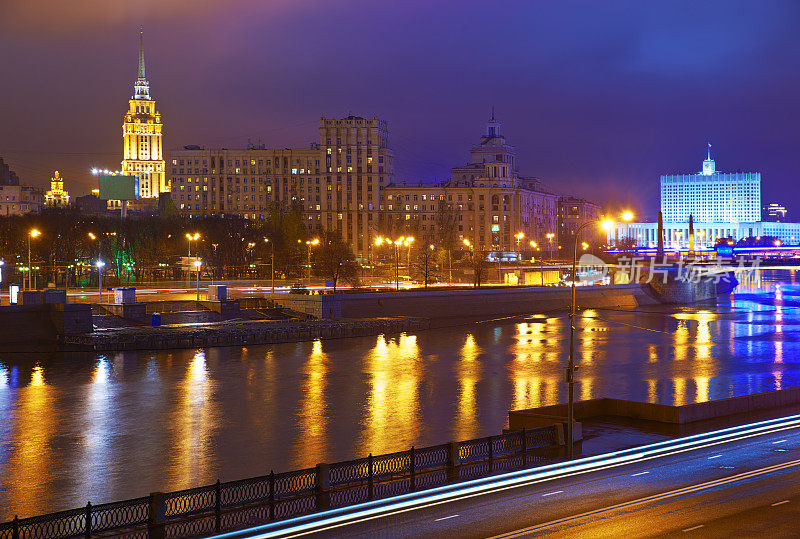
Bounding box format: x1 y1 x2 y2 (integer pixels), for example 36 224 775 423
0 206 311 286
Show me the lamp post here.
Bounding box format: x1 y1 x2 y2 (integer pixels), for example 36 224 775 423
546 233 555 261
95 260 106 302
565 213 633 459
186 232 200 283
305 238 319 285
27 229 41 291
514 232 524 261
264 238 275 294
375 236 413 290
194 259 202 301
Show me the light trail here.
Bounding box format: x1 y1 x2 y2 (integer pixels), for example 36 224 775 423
209 413 800 539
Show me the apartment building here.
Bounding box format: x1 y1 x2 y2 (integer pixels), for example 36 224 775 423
169 116 393 255
384 115 558 251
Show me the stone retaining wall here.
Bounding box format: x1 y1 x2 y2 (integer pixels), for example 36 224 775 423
64 317 430 351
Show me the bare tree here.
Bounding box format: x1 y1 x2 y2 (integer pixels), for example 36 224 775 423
312 231 360 291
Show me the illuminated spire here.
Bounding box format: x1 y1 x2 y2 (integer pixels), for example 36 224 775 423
133 27 151 100
702 142 715 175
138 26 146 81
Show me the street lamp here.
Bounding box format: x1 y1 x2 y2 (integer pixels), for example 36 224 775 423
95 260 106 302
305 238 319 285
546 233 555 260
264 237 275 294
564 212 633 459
27 229 41 291
186 232 200 258
375 236 413 290
514 232 524 260
194 259 202 301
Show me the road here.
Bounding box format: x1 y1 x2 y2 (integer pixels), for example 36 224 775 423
213 415 800 538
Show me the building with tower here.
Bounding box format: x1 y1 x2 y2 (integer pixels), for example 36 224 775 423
45 171 70 207
384 113 559 251
612 145 800 248
120 29 165 200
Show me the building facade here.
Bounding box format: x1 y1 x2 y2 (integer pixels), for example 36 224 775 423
558 196 602 248
613 147 800 247
0 185 44 216
168 116 392 255
121 30 166 199
44 171 70 207
0 158 20 186
660 147 760 223
384 116 559 252
763 203 787 222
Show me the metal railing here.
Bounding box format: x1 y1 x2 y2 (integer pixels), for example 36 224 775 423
0 426 557 539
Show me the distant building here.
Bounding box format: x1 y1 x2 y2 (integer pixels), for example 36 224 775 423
613 146 800 247
75 194 109 216
120 29 166 200
384 114 559 251
0 158 20 186
558 196 602 248
44 170 70 207
169 116 393 256
0 185 44 216
763 203 787 222
660 145 760 223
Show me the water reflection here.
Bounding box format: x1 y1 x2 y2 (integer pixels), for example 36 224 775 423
359 333 421 455
169 350 218 489
295 340 329 464
3 364 58 513
453 334 481 440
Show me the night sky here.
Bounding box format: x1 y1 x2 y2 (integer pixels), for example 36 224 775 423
2 0 800 219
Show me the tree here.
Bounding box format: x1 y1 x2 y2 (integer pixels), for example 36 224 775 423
412 244 438 288
470 249 488 287
312 231 360 291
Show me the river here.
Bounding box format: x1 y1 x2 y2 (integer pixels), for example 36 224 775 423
0 269 797 519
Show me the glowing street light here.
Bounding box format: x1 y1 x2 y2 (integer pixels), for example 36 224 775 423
185 232 201 258
95 260 106 301
305 238 320 284
193 259 202 301
565 211 633 460
375 236 413 290
27 229 41 291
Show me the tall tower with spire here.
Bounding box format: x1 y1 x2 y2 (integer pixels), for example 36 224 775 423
121 28 166 199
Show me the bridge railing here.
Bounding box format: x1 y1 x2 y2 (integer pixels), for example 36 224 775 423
0 425 558 539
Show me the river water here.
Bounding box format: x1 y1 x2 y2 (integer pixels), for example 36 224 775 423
0 269 797 519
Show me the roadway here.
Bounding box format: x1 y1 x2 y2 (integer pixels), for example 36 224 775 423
213 415 800 538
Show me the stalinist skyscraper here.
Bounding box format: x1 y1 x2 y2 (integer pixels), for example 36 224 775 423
121 29 166 198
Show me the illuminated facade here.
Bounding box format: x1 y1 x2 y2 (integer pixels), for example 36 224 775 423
0 185 44 216
44 171 70 207
612 147 800 247
385 115 559 251
121 30 165 200
169 116 392 255
660 147 760 223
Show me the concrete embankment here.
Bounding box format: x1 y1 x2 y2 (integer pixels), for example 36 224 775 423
269 283 665 319
62 317 430 351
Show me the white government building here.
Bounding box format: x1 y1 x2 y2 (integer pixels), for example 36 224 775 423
612 147 800 248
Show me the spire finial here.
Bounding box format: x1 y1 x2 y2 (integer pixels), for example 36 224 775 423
490 106 495 121
707 142 712 161
138 26 146 81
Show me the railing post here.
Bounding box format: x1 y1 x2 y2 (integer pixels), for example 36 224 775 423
269 470 275 520
446 441 460 482
368 453 374 500
488 436 493 472
85 501 92 539
12 515 19 539
315 463 331 511
409 446 416 492
215 479 221 533
148 492 166 539
521 428 527 465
